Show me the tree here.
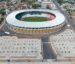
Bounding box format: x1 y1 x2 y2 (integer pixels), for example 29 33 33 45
21 0 37 8
0 8 6 15
57 0 64 4
32 4 41 9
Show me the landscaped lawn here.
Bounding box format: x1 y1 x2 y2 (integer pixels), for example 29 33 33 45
23 17 48 22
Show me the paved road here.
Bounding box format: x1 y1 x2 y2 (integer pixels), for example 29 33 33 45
43 43 56 59
42 37 56 59
41 0 73 59
0 21 32 37
52 0 75 31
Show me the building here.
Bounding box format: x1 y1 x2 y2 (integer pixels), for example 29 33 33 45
0 36 43 61
11 0 21 4
61 3 75 10
61 3 75 25
50 29 75 61
37 0 56 9
0 61 74 64
6 9 66 37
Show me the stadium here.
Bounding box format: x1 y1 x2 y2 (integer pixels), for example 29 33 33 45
6 9 66 36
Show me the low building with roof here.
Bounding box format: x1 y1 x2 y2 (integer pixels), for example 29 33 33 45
0 36 43 61
50 29 75 61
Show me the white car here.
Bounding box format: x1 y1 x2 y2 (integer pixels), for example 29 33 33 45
4 32 10 34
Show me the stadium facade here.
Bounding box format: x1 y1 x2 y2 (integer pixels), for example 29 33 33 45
6 9 66 36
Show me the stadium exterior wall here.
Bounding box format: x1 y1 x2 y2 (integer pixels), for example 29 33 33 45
6 21 66 35
6 9 66 36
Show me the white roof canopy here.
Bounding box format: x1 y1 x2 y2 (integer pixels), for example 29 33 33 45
6 9 65 28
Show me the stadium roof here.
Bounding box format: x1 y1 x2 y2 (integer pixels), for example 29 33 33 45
6 9 65 28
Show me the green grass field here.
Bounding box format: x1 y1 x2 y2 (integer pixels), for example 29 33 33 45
23 17 48 22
